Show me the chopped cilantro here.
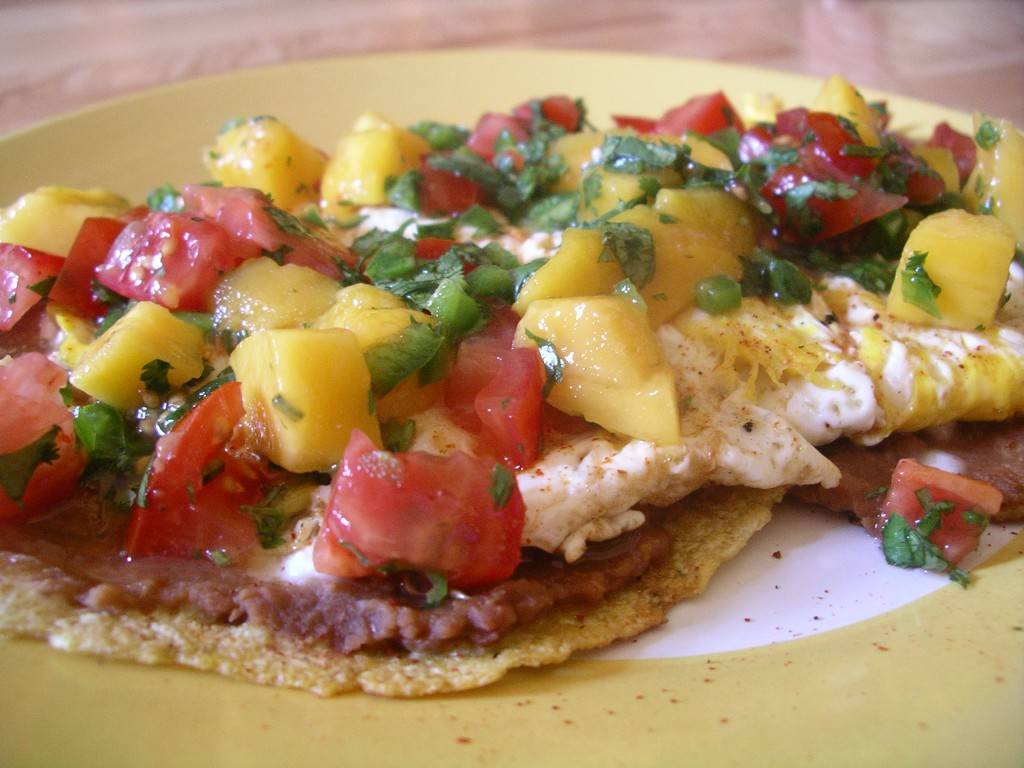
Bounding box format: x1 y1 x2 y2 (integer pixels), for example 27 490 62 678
364 236 417 283
386 170 423 212
866 485 889 500
271 394 304 422
599 221 656 289
424 571 448 608
300 207 327 229
524 329 565 397
961 508 989 529
489 464 515 508
73 403 151 474
263 205 311 238
580 172 603 214
140 359 173 396
155 368 235 435
782 180 856 238
741 250 812 305
381 419 416 453
363 323 444 396
975 120 1000 151
205 549 232 567
0 426 60 503
458 205 502 236
27 275 56 298
525 191 578 231
840 143 887 158
409 121 470 151
416 219 456 240
600 134 681 174
241 487 288 549
882 513 969 588
146 183 184 213
900 250 942 318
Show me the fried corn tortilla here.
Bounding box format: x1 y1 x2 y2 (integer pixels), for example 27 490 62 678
0 486 780 697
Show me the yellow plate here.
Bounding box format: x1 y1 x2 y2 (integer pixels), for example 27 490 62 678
1 50 1022 767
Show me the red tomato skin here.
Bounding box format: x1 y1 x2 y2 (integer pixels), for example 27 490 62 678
95 212 240 311
738 125 774 163
655 91 744 136
180 185 349 277
927 122 976 187
0 244 65 331
612 115 658 133
514 96 582 132
414 237 456 261
774 107 809 139
0 353 84 521
762 165 907 243
419 162 482 215
314 430 525 587
800 112 877 180
881 458 1001 566
466 113 529 161
125 382 260 561
48 217 127 317
474 347 543 469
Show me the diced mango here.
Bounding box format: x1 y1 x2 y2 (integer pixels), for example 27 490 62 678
320 113 430 211
739 92 784 125
317 284 434 349
513 228 622 314
0 187 129 256
577 167 681 222
204 116 327 210
230 328 381 472
913 146 959 194
48 304 95 368
317 283 441 414
515 296 679 444
213 257 338 334
653 187 759 256
812 74 881 147
611 205 744 326
550 131 605 192
683 132 733 171
71 302 205 409
886 209 1016 330
964 115 1024 247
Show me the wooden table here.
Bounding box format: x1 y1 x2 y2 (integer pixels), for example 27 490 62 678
1 0 1021 136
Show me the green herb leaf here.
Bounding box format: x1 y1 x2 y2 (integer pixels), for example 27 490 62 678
975 120 1000 151
425 279 482 340
840 143 887 158
525 191 578 231
465 264 515 302
524 328 565 397
900 250 942 318
155 368 235 435
271 394 304 422
415 220 456 241
140 359 173 396
363 323 444 396
263 205 312 238
600 134 682 174
961 508 989 530
866 485 889 500
409 121 470 151
424 571 448 608
599 221 656 289
381 419 417 452
489 463 515 508
364 236 417 283
28 276 56 298
146 183 184 213
241 487 288 549
0 426 60 503
741 250 812 305
386 170 423 212
205 548 231 567
458 205 502 236
782 180 857 238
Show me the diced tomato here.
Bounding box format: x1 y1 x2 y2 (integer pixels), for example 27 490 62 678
117 205 150 224
48 217 126 318
94 212 240 311
313 430 525 587
738 125 774 163
514 96 582 133
125 382 262 561
0 353 84 521
799 112 878 180
927 122 976 187
541 402 592 436
612 115 658 134
466 112 529 161
180 185 349 278
774 107 809 140
444 306 542 468
0 244 65 331
881 458 1001 566
474 347 543 469
655 91 744 137
419 162 482 215
761 165 907 243
415 236 456 261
